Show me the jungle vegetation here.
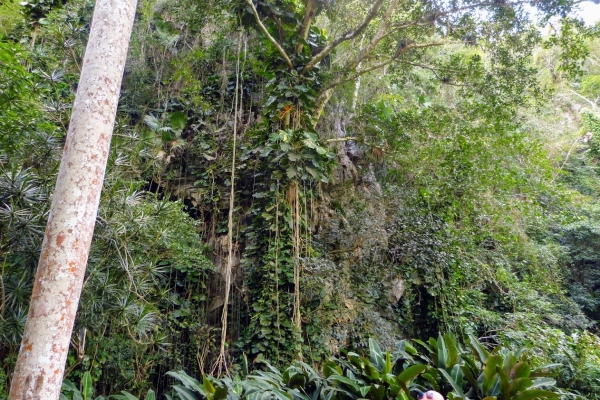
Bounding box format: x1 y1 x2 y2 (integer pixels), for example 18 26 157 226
1 0 600 398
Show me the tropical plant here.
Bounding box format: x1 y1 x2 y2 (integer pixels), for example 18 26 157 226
167 338 425 400
111 389 156 400
323 339 426 400
60 371 156 400
413 335 567 400
61 371 104 400
165 335 573 400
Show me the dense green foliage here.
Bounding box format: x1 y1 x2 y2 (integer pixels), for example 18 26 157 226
165 336 570 400
1 0 600 398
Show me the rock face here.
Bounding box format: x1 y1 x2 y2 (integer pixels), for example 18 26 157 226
388 277 406 302
168 98 409 356
307 156 408 352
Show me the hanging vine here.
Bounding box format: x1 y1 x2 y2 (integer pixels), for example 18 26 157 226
213 31 245 376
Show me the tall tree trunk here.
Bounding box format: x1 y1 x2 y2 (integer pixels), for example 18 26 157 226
8 0 137 399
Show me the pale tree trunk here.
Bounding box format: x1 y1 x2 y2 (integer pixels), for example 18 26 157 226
8 0 137 399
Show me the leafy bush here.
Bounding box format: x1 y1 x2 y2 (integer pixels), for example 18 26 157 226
61 371 156 400
165 335 571 400
411 334 564 400
167 339 424 400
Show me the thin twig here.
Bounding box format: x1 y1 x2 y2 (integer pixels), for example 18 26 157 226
568 89 597 109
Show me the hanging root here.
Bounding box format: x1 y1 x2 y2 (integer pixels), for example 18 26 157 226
287 181 302 335
213 31 244 377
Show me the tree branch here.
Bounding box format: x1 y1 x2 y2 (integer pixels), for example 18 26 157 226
245 0 294 70
320 40 449 98
418 0 527 23
301 0 387 75
399 61 467 86
311 40 448 127
568 89 597 109
296 0 318 53
268 6 286 43
326 137 359 143
328 0 399 81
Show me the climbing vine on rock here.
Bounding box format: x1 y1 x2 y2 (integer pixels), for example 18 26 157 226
239 127 333 363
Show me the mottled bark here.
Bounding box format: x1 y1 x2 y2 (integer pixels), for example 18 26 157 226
8 0 137 399
311 88 334 126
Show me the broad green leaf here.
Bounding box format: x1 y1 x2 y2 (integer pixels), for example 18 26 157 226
265 96 277 107
289 389 310 400
327 375 360 391
531 363 562 371
530 378 556 389
383 351 393 375
213 385 228 400
370 383 386 400
437 333 448 370
315 146 327 155
502 353 518 376
444 333 459 368
439 368 467 399
110 392 138 400
323 361 342 377
170 111 187 130
511 390 560 400
460 365 478 391
482 355 500 395
364 362 380 380
62 380 78 392
468 335 489 364
287 151 300 162
269 387 293 400
305 166 319 179
384 373 401 396
397 392 410 400
82 372 93 400
144 390 156 400
397 364 427 384
286 166 296 179
530 364 562 378
512 363 530 380
166 371 205 395
496 364 511 399
172 385 201 400
509 378 533 395
303 138 317 149
421 372 439 389
280 142 291 152
450 364 464 388
369 338 384 367
398 340 418 356
414 339 434 353
359 386 370 397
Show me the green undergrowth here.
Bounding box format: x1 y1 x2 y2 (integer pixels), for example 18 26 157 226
163 334 578 400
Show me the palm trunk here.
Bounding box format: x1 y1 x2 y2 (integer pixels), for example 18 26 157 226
8 0 137 398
